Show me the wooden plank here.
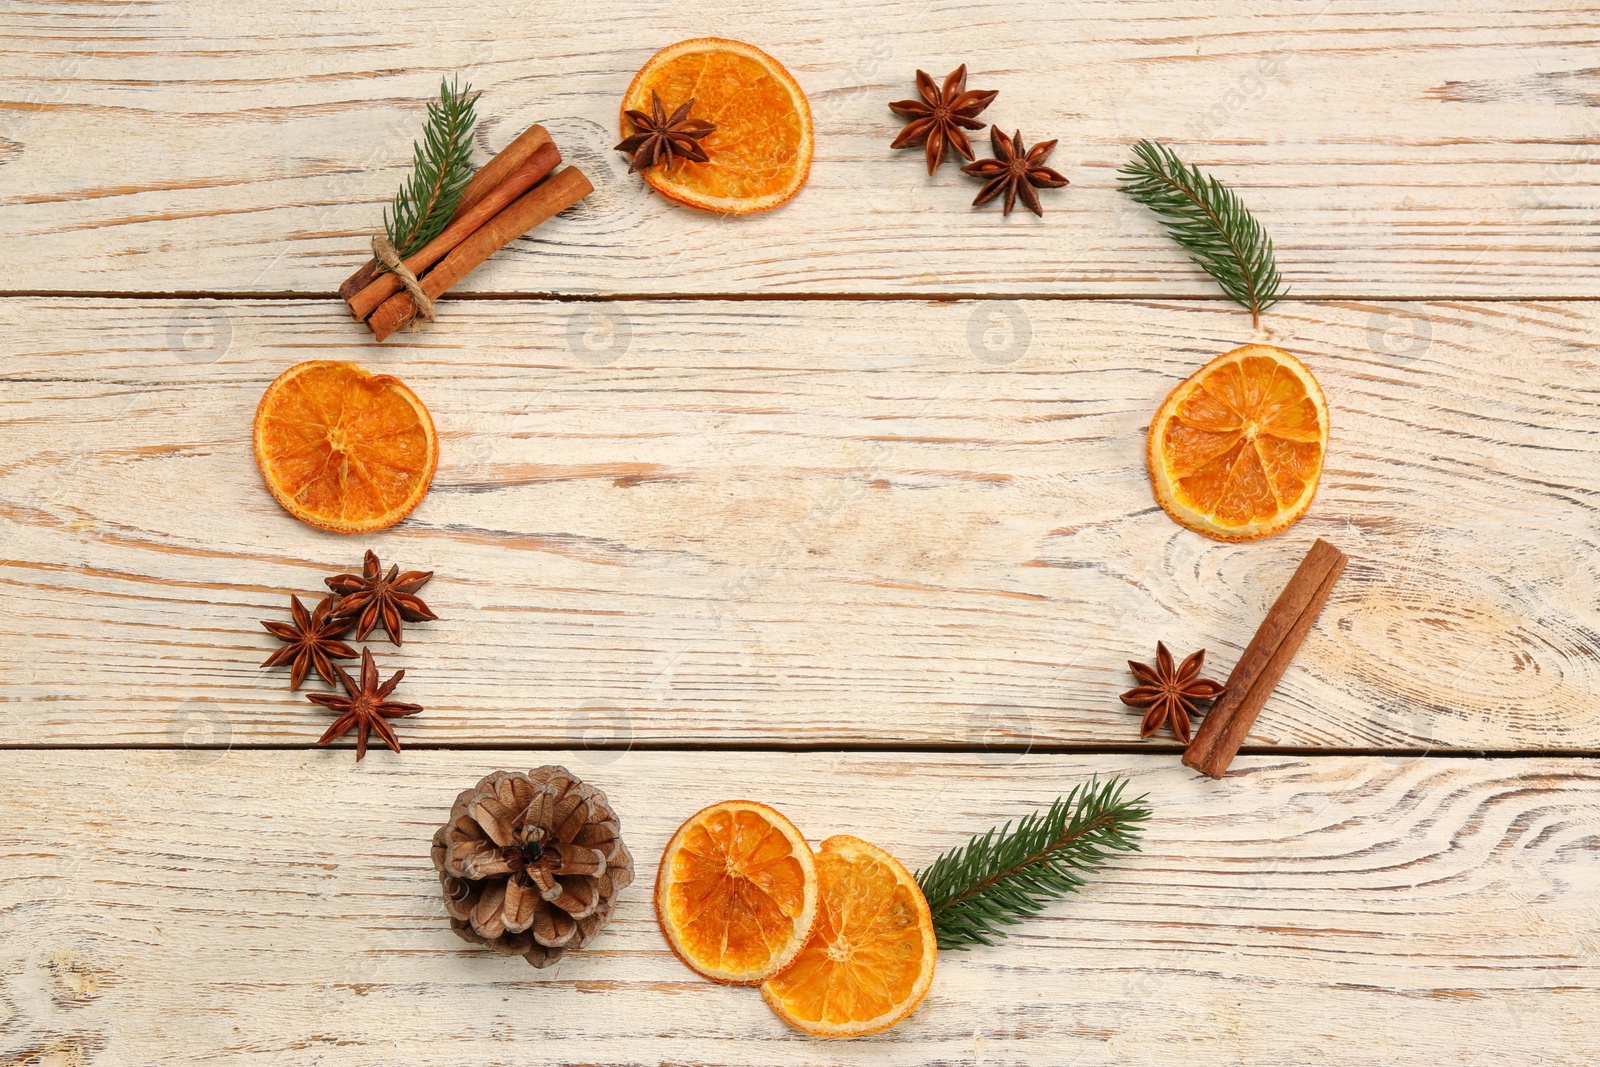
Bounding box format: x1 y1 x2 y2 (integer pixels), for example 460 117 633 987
2 1 1598 296
0 750 1595 1065
1 297 1596 751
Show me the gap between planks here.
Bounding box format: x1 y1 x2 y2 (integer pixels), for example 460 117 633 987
4 743 1599 759
1 290 1599 303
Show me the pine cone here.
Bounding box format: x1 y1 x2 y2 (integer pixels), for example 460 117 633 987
430 766 633 968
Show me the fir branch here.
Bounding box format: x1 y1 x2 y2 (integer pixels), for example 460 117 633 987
1117 139 1286 326
383 76 480 259
916 777 1151 950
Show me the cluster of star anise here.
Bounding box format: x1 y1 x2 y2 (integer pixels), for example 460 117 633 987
889 65 1069 217
259 550 438 761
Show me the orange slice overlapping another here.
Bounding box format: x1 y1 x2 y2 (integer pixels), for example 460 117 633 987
252 360 438 534
655 800 818 984
620 37 813 214
760 835 937 1038
1147 344 1329 542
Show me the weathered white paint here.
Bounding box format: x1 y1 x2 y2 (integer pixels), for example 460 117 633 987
1 751 1594 1066
0 298 1595 751
0 1 1597 295
3 5 1597 1062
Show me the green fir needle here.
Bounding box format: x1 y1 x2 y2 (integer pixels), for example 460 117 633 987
1117 139 1287 326
383 76 480 260
916 777 1151 950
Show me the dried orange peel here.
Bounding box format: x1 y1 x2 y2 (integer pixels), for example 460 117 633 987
620 37 813 214
252 360 438 534
654 800 818 984
760 835 937 1038
1148 344 1329 541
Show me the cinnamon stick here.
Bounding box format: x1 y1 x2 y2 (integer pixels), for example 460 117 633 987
347 140 561 321
336 123 556 300
366 165 594 342
1183 538 1348 779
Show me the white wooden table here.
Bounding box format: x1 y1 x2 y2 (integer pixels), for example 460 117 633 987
3 3 1598 1064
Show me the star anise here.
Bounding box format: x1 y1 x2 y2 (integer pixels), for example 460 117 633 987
260 594 357 691
889 64 998 174
325 550 437 646
1120 642 1227 745
961 128 1069 216
307 647 423 761
615 91 716 173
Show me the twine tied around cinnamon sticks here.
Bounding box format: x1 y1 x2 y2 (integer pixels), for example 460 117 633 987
340 124 592 341
371 234 435 324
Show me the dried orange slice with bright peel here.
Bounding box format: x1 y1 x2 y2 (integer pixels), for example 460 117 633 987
621 37 813 214
252 360 438 534
760 835 937 1039
655 800 819 984
1148 344 1329 542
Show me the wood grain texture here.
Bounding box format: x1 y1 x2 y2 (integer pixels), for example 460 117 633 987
0 750 1595 1066
3 0 1600 296
2 297 1596 751
6 7 1597 1065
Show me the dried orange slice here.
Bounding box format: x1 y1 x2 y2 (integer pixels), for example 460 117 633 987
760 835 937 1039
621 37 813 214
655 800 818 984
252 360 438 534
1148 344 1329 542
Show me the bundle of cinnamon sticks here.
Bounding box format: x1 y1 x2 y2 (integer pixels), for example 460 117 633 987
340 124 592 341
1184 538 1349 778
